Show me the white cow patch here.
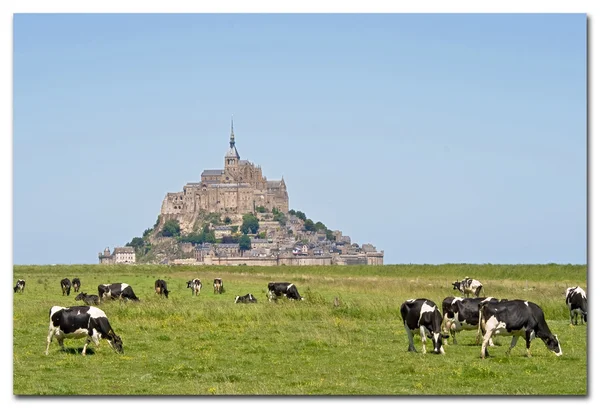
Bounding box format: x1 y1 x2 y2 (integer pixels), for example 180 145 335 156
120 283 130 291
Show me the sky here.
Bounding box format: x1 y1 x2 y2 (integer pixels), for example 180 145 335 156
11 13 587 265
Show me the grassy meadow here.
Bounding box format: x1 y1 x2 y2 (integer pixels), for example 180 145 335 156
13 263 587 395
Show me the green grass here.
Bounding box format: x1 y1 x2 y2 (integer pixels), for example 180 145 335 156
13 264 587 395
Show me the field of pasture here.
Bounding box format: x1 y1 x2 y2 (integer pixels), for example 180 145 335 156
13 263 587 395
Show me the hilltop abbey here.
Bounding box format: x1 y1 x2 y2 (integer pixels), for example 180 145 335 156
160 120 289 231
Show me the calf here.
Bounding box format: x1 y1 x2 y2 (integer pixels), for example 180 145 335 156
155 279 170 298
400 298 448 354
98 283 140 302
187 279 202 296
235 293 257 303
565 286 587 325
479 299 562 359
452 277 483 298
60 278 72 296
14 279 25 294
75 292 101 306
72 278 81 293
267 282 304 302
213 278 224 294
45 305 123 356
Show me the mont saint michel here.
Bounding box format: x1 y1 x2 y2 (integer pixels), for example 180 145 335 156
100 120 384 266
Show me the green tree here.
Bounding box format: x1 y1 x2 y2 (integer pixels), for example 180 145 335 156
224 216 232 224
126 237 145 249
241 213 259 234
231 226 239 234
154 216 161 228
315 221 326 232
326 229 335 241
258 231 267 239
142 228 153 238
295 211 306 221
304 219 316 232
288 209 297 216
239 234 251 253
274 211 287 226
161 219 181 237
255 206 267 213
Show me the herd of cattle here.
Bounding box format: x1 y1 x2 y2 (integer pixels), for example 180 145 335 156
13 275 586 359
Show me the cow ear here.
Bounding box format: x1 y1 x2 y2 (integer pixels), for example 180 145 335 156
442 334 450 339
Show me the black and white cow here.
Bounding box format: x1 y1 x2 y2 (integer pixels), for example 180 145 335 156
72 278 81 293
60 278 72 296
267 282 304 302
14 279 25 293
400 298 449 354
452 277 483 298
187 279 202 296
45 305 123 356
565 286 587 325
155 279 169 298
98 283 140 301
479 299 562 359
235 293 257 303
444 297 502 345
213 278 223 294
75 292 101 306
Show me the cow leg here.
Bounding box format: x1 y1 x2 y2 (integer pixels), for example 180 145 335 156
506 336 519 355
450 322 457 345
45 327 55 355
404 323 417 352
82 338 91 356
525 331 535 357
419 326 428 354
480 325 494 359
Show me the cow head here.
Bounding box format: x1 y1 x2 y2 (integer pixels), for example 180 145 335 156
543 334 562 356
452 281 462 292
427 332 449 354
109 334 124 354
75 293 86 301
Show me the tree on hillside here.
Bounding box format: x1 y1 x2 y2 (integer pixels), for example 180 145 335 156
273 211 287 226
239 234 251 253
288 209 297 216
315 221 326 232
255 205 267 213
161 219 181 237
142 228 153 238
304 219 316 232
326 229 335 241
126 237 145 249
224 216 232 224
241 213 259 234
295 211 307 221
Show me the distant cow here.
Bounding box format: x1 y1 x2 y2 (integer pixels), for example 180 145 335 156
452 277 483 298
98 283 140 302
45 305 123 356
155 279 169 298
14 279 25 294
213 278 223 294
235 293 257 303
400 298 448 354
187 279 202 296
267 282 304 302
479 299 562 359
75 292 101 306
72 278 81 293
60 278 72 296
565 286 587 325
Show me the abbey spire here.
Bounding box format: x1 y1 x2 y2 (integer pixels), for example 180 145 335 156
225 115 240 161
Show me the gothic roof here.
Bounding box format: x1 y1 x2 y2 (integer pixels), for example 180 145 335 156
202 169 223 176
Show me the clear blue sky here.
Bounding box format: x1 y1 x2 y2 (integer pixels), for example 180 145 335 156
13 13 587 265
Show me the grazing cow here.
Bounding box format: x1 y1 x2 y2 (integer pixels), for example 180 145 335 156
75 292 101 306
234 293 257 303
565 286 587 325
14 279 25 294
98 283 140 302
213 278 224 294
479 299 562 359
72 278 81 293
45 305 123 356
444 297 503 345
400 298 448 354
154 279 169 298
267 282 304 302
186 279 202 296
452 277 484 298
60 278 72 296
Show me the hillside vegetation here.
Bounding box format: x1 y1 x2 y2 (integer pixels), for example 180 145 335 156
13 264 587 395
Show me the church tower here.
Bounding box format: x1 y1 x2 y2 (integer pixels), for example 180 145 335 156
225 117 240 174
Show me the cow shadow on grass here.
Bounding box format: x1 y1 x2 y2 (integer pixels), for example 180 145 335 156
59 347 96 355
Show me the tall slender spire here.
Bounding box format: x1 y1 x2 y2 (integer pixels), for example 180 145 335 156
226 115 240 160
230 115 235 148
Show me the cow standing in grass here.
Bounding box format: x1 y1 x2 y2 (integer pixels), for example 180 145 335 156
213 278 223 294
452 277 483 298
14 279 25 294
98 283 140 302
45 305 123 356
479 299 562 359
400 298 448 354
187 279 202 296
72 278 81 293
565 286 587 325
267 282 304 302
60 278 72 296
155 279 170 298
